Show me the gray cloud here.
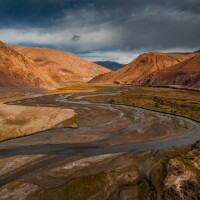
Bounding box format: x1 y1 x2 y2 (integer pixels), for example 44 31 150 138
72 35 80 42
0 0 200 62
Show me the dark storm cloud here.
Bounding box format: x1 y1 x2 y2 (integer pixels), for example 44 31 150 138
72 35 80 42
0 0 200 56
0 0 82 28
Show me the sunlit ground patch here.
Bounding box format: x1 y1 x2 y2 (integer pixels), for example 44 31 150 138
0 103 77 141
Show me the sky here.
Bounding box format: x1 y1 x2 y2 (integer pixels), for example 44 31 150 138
0 0 200 63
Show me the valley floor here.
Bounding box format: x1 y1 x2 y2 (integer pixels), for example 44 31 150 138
0 84 200 200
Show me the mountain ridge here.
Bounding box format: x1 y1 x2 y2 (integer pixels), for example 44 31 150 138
94 61 124 70
0 41 58 95
90 52 197 87
13 46 110 85
142 54 200 88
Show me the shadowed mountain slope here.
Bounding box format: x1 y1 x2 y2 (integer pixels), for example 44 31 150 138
143 54 200 88
94 61 124 70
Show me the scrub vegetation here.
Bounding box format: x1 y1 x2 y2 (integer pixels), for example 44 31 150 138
84 86 200 122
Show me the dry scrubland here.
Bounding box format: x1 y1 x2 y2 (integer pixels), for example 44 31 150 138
84 86 200 122
56 82 118 93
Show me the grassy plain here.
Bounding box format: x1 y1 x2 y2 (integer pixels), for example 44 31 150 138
84 86 200 122
57 82 118 93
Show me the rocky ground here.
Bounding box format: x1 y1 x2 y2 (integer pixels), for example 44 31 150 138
1 144 200 200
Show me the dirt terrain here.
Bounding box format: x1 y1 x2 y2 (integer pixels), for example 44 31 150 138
143 54 200 88
0 86 200 199
13 46 110 84
90 52 199 89
0 102 77 141
0 41 57 94
0 41 110 98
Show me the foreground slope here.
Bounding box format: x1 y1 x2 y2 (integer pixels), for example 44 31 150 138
0 41 57 95
90 52 195 85
144 54 200 88
13 46 110 84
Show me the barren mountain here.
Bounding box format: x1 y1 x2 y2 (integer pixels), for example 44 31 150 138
90 52 195 85
143 54 200 88
13 46 110 84
0 41 57 95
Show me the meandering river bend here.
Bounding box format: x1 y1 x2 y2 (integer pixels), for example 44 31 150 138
1 88 200 156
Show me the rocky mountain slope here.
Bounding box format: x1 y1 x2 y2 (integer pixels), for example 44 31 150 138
143 54 200 88
161 141 200 199
90 52 196 85
0 41 57 94
13 46 110 84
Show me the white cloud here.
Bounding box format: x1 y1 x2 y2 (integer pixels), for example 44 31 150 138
0 28 55 45
161 47 196 53
0 9 120 51
0 4 198 59
0 5 197 64
79 47 197 64
1 0 200 56
0 27 195 64
0 25 118 51
79 50 141 64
